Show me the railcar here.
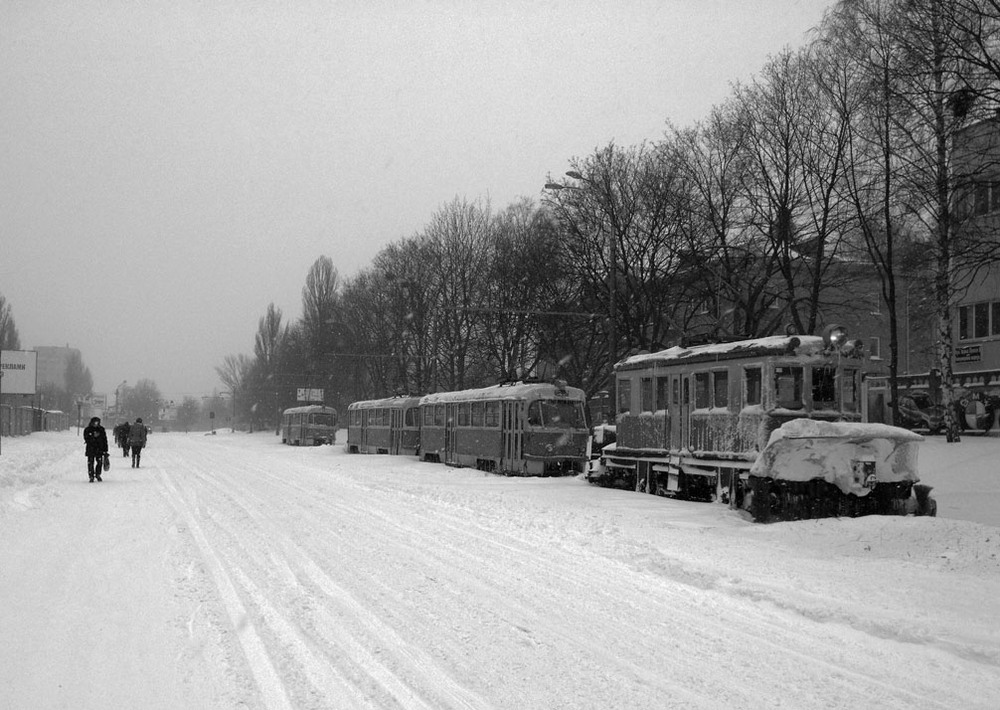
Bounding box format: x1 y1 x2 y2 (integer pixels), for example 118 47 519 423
345 396 422 455
419 380 590 476
593 328 932 521
281 405 338 446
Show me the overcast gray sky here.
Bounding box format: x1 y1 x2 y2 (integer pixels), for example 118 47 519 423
1 0 832 402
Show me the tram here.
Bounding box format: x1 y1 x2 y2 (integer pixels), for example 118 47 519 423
280 405 338 446
345 396 422 455
593 327 928 520
418 380 589 476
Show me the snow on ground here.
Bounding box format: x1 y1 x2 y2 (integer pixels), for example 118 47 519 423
0 429 998 710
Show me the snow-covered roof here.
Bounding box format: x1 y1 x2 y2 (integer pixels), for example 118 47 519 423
282 404 338 414
616 335 832 371
766 419 924 443
420 381 585 405
347 395 423 410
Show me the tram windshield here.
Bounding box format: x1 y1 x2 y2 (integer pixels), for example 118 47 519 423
311 413 335 427
527 400 586 429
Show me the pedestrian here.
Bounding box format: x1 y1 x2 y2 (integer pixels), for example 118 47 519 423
83 416 108 483
117 420 131 458
129 417 148 468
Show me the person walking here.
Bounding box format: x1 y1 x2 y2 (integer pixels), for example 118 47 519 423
83 416 108 482
115 420 131 458
128 417 148 468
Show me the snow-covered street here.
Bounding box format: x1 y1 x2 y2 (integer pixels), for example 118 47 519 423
1 430 998 709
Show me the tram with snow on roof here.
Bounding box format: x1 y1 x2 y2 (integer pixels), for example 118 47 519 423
346 395 422 455
592 327 936 522
345 380 591 477
418 380 590 476
281 405 338 446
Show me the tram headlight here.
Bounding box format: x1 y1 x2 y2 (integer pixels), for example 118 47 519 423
822 324 848 350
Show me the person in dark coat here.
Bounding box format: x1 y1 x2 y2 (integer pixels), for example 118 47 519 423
128 417 148 468
116 420 131 457
83 416 108 482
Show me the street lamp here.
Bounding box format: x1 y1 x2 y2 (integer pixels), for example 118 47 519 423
545 171 619 401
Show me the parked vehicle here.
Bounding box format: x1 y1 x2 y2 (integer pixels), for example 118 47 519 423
281 405 338 446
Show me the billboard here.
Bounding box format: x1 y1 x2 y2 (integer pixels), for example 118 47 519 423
1 350 37 395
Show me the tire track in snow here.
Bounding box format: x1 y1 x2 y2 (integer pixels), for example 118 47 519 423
175 448 491 710
157 469 293 710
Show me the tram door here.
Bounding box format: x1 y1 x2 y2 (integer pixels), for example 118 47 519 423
501 401 522 473
444 403 458 465
390 407 403 455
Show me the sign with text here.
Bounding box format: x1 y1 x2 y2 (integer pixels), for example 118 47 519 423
0 350 37 395
956 345 982 363
296 388 324 402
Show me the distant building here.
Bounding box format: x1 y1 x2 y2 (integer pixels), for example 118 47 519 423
34 345 79 389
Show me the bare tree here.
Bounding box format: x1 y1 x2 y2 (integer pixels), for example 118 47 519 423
0 293 20 350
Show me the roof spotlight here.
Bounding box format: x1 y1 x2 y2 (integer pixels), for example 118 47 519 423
822 324 848 349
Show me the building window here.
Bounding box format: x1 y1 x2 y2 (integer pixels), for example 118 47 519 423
976 302 990 338
869 336 881 358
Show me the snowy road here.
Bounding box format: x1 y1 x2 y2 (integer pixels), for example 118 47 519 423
1 431 998 709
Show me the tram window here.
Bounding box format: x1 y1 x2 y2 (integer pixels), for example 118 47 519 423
618 379 632 414
694 372 711 408
714 371 729 408
994 303 1000 336
774 367 804 409
485 401 500 427
458 403 471 426
812 366 837 410
529 400 585 428
745 367 762 406
842 369 859 412
673 377 680 406
423 407 434 426
405 408 416 427
640 377 654 412
656 377 669 410
471 401 484 427
435 405 445 426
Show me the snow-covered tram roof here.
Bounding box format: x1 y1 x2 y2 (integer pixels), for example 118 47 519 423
282 404 337 415
419 381 586 406
347 395 423 411
616 335 843 372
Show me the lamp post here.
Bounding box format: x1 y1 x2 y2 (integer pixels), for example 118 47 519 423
545 171 619 400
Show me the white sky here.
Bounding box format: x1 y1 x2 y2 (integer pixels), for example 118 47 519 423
0 0 833 399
